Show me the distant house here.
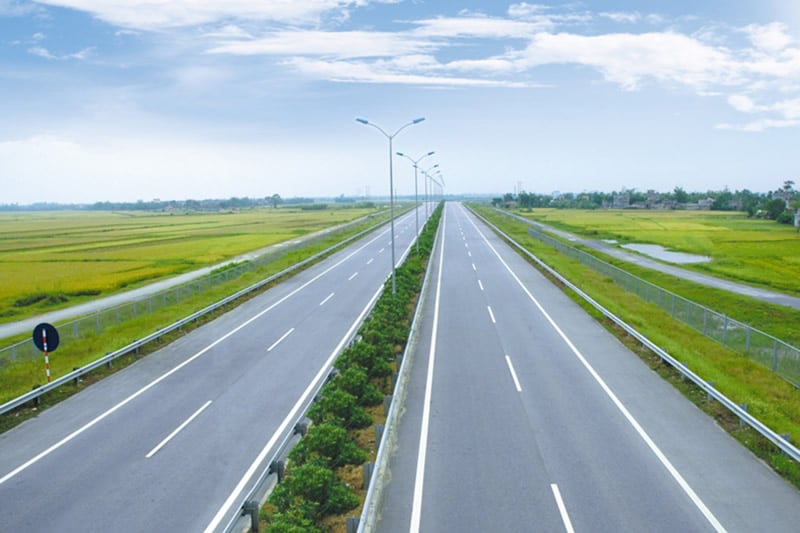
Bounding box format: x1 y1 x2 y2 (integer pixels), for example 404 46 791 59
697 198 714 210
794 208 800 228
613 193 629 209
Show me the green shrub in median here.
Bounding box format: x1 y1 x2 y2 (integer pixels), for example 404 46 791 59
307 388 373 430
268 462 360 524
288 423 367 469
264 203 444 531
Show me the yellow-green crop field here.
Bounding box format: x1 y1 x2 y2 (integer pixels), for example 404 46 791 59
0 207 377 322
513 208 800 296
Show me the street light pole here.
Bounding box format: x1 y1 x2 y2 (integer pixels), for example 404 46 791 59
356 116 425 296
396 151 435 254
421 163 439 219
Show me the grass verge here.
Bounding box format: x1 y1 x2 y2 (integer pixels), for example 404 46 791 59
472 204 800 489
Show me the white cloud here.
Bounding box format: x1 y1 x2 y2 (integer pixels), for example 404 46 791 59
516 31 737 90
728 94 760 113
599 12 641 24
27 45 94 60
412 16 539 39
286 57 528 87
209 30 432 59
32 0 388 29
742 22 794 53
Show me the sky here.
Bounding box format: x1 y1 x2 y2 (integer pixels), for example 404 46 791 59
1 1 799 204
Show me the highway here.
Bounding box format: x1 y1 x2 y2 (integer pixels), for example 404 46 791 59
377 203 800 532
0 206 428 532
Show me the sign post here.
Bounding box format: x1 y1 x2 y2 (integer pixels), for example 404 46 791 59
33 323 60 384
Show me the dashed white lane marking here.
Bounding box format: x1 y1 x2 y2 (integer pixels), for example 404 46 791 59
505 356 522 392
146 401 213 459
267 328 295 352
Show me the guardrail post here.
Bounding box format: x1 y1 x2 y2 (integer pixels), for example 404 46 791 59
243 500 260 533
73 368 80 385
31 385 41 407
707 382 714 402
346 517 359 533
269 460 285 483
383 395 392 416
739 404 748 427
362 462 374 489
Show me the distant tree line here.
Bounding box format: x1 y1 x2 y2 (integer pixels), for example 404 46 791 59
493 180 799 225
0 195 378 212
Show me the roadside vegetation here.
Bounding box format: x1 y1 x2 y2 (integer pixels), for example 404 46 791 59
511 207 800 297
0 211 395 426
502 207 800 347
261 204 443 533
471 204 800 488
0 206 381 323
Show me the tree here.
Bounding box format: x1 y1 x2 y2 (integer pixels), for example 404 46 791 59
764 198 787 220
270 194 282 209
673 186 689 204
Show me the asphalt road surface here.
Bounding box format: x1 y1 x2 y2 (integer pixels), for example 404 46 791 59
377 202 800 532
0 206 430 532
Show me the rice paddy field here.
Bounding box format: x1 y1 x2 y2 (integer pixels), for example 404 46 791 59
512 208 800 296
0 206 379 322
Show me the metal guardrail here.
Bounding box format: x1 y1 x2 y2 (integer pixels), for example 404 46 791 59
493 209 800 388
0 217 390 417
470 207 800 463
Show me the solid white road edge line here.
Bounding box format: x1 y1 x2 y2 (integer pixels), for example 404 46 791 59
146 401 213 459
505 355 522 392
465 207 727 533
204 281 387 533
551 483 575 533
267 328 295 352
0 215 402 487
409 205 447 533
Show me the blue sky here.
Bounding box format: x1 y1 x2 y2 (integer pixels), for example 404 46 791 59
1 1 799 203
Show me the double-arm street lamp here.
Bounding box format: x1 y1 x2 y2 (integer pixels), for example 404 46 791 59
356 116 425 296
396 151 435 254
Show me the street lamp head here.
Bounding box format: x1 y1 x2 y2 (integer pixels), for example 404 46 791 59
355 118 369 125
412 117 426 124
396 151 405 157
427 151 435 156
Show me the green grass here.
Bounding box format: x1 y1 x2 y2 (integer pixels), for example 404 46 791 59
0 213 392 413
500 209 800 348
0 207 380 322
472 204 800 487
510 208 800 296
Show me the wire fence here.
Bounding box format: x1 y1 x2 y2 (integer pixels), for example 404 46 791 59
0 214 382 368
525 226 800 388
